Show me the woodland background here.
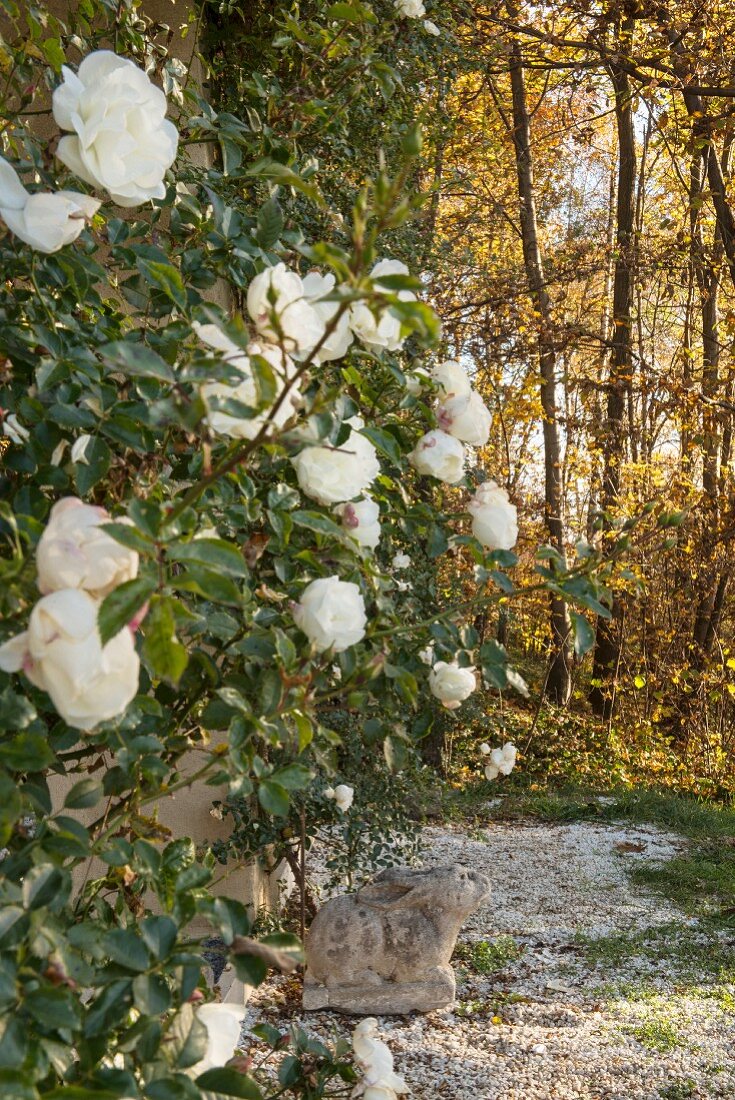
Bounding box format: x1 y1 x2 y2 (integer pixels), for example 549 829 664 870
401 0 735 798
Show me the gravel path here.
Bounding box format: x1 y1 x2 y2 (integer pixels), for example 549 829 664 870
243 816 735 1100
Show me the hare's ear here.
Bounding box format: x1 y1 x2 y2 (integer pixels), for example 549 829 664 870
357 880 416 910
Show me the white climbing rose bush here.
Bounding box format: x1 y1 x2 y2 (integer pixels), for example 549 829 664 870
0 1 613 1097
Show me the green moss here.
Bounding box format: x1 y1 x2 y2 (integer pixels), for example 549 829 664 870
453 935 523 974
627 1015 683 1052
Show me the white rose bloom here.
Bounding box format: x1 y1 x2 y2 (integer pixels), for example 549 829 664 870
246 262 324 356
468 481 518 551
506 668 530 698
392 552 410 570
188 1003 246 1076
484 742 517 780
394 0 426 17
409 429 465 484
195 323 298 440
418 643 435 666
479 742 491 755
352 1018 408 1100
349 259 416 353
292 416 381 505
325 783 354 812
293 575 367 653
0 156 100 253
423 19 441 34
432 360 472 399
334 498 381 549
0 589 140 730
37 497 139 599
2 413 30 445
429 660 477 710
301 272 354 362
437 390 492 447
52 50 178 207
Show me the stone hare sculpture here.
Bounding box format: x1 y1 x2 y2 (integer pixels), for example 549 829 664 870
303 863 491 1014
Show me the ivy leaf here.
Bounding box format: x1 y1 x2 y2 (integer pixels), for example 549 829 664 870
479 640 509 690
137 258 188 310
98 577 156 646
257 779 289 817
196 1068 263 1099
100 341 175 382
359 425 402 466
169 539 248 578
74 437 111 495
571 611 595 658
64 778 103 810
142 598 189 685
256 197 284 250
270 763 312 790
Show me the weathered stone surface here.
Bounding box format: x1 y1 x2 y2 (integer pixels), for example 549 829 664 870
303 864 491 1014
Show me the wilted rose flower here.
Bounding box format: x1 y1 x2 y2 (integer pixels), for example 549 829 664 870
247 263 324 355
52 50 178 207
293 575 367 652
352 1018 408 1100
195 323 298 440
37 497 139 599
334 498 381 549
437 390 492 447
429 660 477 710
70 435 92 465
325 783 354 812
0 589 140 730
392 552 410 570
432 359 472 399
404 367 430 395
484 742 517 780
292 416 381 505
0 156 100 253
349 259 416 353
394 0 426 16
301 272 354 362
409 429 465 484
187 1003 247 1077
2 412 30 445
468 481 518 550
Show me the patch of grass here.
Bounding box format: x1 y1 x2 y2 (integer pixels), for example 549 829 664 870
628 1015 683 1052
658 1081 698 1100
575 920 735 984
454 935 523 974
445 779 735 846
624 1003 686 1051
630 842 735 915
605 789 735 840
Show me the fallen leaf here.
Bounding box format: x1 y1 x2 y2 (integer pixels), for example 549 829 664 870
613 841 647 853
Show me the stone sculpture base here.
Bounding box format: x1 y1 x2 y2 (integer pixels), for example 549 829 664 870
302 965 456 1015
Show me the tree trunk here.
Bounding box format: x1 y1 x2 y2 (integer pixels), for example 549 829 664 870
589 47 636 719
507 19 571 704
